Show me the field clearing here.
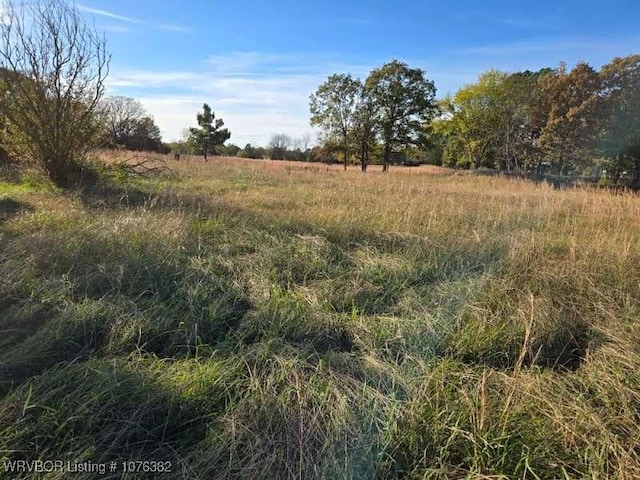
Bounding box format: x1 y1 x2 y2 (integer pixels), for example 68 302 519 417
100 151 455 175
1 155 639 479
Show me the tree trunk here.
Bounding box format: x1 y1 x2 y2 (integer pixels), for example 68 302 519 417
383 145 390 172
45 157 83 188
612 152 625 184
361 148 368 172
505 118 511 172
632 157 640 190
344 141 348 171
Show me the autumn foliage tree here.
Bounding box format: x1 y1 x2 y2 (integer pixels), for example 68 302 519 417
536 62 601 172
595 55 640 183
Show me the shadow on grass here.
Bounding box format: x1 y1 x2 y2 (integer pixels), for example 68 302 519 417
0 284 251 396
0 164 24 184
0 197 34 224
0 192 253 393
0 358 210 473
1 180 507 394
329 246 504 317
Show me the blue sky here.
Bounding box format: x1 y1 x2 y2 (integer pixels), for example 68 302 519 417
78 0 640 147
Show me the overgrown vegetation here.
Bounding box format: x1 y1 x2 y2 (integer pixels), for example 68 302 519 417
1 156 639 478
0 0 109 188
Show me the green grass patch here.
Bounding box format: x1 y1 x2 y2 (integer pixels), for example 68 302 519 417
1 158 639 478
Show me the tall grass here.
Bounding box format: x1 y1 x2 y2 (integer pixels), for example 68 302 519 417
1 155 639 478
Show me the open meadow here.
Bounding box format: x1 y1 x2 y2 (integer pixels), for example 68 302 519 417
1 155 640 479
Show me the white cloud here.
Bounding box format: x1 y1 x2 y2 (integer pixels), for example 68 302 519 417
77 4 142 24
79 4 192 34
136 95 318 147
106 71 207 88
106 52 337 145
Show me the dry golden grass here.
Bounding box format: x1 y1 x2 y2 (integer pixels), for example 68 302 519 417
1 153 639 479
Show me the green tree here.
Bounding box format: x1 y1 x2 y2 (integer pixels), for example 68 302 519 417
365 60 438 172
502 70 552 171
128 116 164 152
434 69 549 171
99 97 167 152
188 104 230 161
310 74 361 170
220 143 241 157
240 143 261 159
351 92 377 171
413 123 445 166
436 72 506 169
0 0 109 188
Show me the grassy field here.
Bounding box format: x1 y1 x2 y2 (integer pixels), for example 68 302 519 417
1 155 639 479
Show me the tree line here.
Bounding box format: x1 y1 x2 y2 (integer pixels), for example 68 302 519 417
170 132 318 162
100 100 234 159
434 56 640 187
310 56 640 187
2 0 638 189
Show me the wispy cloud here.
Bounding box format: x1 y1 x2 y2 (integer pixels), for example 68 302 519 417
106 71 207 88
205 51 298 75
137 94 318 145
158 24 194 34
458 37 640 56
79 4 196 35
77 4 142 24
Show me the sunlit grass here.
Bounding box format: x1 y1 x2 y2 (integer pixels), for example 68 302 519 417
1 154 639 478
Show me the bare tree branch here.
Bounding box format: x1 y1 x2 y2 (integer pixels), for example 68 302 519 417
0 0 110 187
